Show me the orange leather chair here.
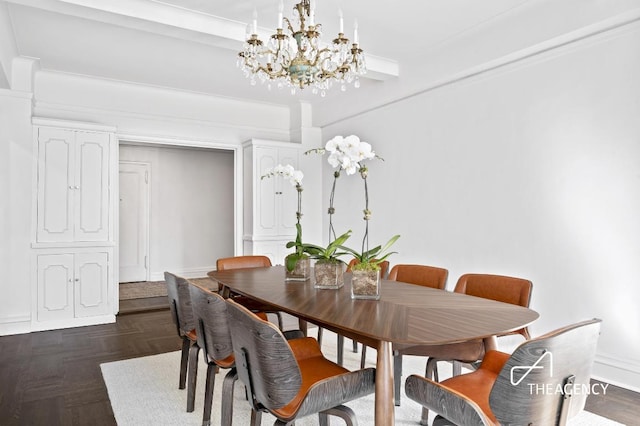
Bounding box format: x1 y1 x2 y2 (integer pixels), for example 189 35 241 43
405 319 602 426
225 298 376 425
410 273 532 423
164 271 199 412
216 255 272 271
211 255 284 329
362 263 449 406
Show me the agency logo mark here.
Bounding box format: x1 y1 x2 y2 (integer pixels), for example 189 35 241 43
510 351 553 386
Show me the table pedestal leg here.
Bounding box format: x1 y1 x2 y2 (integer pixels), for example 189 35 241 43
483 335 498 352
375 340 394 426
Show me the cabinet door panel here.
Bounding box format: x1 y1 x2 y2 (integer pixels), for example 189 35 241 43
37 254 74 321
74 252 109 317
37 128 74 242
75 132 110 241
256 147 278 236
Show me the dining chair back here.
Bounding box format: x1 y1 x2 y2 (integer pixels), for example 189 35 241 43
216 255 272 271
388 264 448 289
164 271 200 412
225 298 376 425
405 319 602 426
211 255 284 330
188 283 237 426
454 273 533 338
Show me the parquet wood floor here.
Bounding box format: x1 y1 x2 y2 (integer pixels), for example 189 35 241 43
0 306 637 425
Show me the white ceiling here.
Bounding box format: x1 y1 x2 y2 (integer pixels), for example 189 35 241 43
4 0 534 119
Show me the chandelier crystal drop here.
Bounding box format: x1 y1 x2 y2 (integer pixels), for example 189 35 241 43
237 0 366 94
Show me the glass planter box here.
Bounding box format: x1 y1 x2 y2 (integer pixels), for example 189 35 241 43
314 260 345 289
351 269 380 300
285 257 311 282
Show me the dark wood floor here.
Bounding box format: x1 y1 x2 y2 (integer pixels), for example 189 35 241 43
0 299 638 425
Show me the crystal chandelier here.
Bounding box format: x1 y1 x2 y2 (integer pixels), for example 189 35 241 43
237 0 366 96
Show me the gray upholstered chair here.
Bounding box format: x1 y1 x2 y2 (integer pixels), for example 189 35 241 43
225 298 376 425
405 318 602 426
360 263 449 406
188 283 238 426
164 271 199 412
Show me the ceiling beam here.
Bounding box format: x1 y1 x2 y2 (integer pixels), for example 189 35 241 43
6 0 399 80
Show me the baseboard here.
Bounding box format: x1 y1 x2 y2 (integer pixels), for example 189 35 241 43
0 314 32 336
592 352 640 393
30 315 116 332
149 266 215 281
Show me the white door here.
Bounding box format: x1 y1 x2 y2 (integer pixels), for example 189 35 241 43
119 162 150 283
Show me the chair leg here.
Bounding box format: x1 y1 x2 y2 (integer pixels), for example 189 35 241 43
360 345 367 368
421 358 440 425
250 409 262 426
337 334 344 366
202 364 216 426
317 327 323 345
432 415 456 426
352 339 358 353
394 353 402 406
452 360 462 376
275 312 284 330
179 337 190 389
220 368 237 426
320 405 357 426
187 344 200 412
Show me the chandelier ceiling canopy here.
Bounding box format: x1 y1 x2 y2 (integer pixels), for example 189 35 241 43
237 0 367 96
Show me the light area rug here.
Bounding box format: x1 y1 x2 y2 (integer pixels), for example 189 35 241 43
101 329 623 426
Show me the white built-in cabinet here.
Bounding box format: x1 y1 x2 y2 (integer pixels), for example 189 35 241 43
31 118 117 331
36 251 109 321
243 139 302 265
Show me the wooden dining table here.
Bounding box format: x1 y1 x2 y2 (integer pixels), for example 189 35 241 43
208 266 539 426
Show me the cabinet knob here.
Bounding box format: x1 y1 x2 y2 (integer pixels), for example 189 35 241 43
68 278 72 283
75 278 80 282
275 191 283 195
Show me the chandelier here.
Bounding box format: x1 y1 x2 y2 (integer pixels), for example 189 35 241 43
237 0 366 96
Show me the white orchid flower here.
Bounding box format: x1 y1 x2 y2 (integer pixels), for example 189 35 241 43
291 170 304 186
358 141 376 161
261 163 303 186
325 136 342 152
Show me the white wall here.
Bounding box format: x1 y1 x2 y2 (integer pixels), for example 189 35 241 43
0 89 33 333
0 2 17 89
322 21 640 391
119 144 235 280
